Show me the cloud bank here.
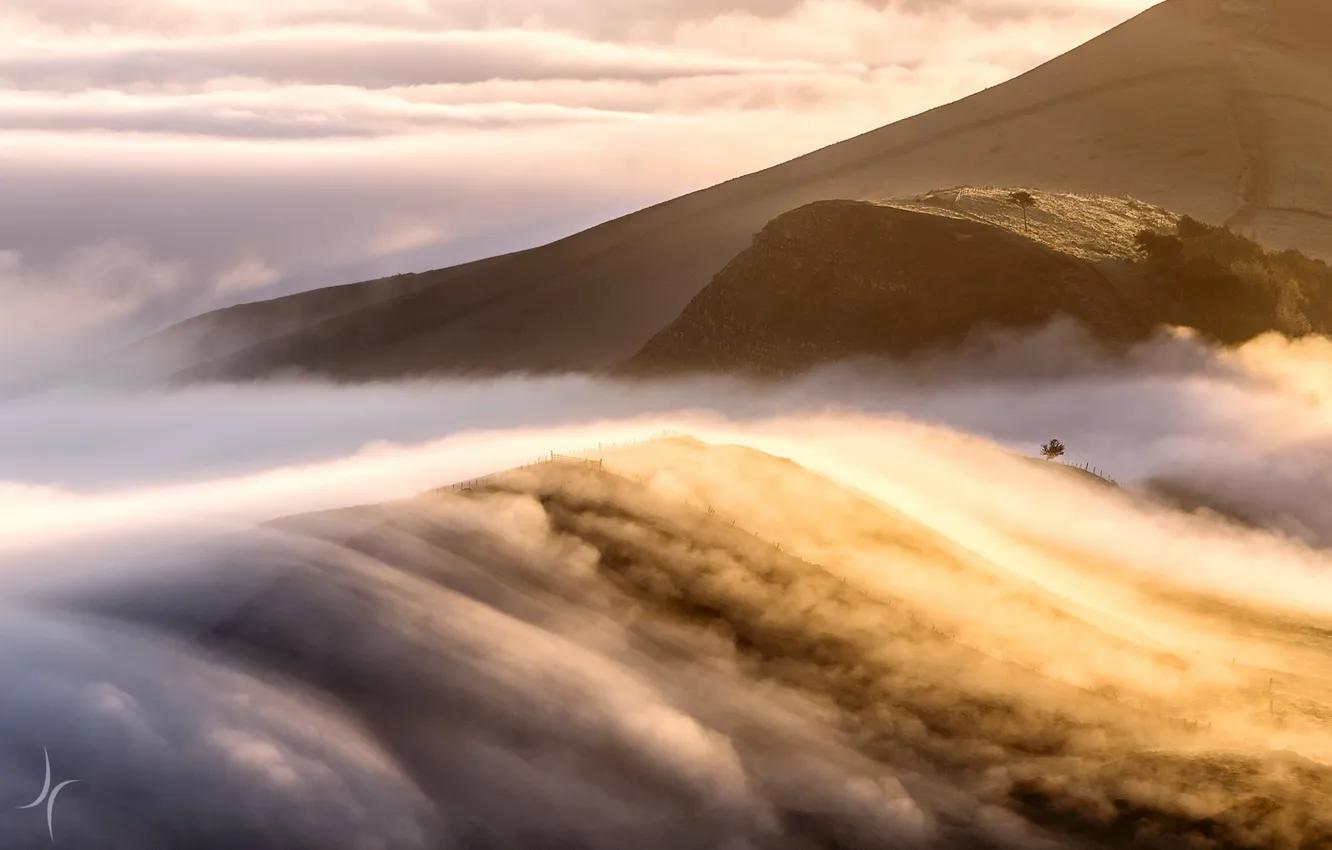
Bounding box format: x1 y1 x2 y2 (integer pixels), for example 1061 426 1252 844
2 327 1332 848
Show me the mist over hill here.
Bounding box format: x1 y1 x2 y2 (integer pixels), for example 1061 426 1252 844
8 416 1332 849
2 322 1332 847
4 2 1332 846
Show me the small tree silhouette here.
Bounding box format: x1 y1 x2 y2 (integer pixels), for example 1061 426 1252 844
1009 190 1036 233
1040 439 1066 461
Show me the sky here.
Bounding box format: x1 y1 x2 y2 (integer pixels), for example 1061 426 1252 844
0 0 1160 376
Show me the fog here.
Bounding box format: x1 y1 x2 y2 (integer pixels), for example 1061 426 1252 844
1 326 1331 847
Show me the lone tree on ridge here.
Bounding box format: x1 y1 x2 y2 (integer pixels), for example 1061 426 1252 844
1040 439 1066 461
1008 190 1037 233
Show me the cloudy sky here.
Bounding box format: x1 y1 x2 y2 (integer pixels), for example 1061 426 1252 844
0 0 1158 375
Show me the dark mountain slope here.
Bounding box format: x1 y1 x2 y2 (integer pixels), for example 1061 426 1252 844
620 198 1157 375
622 190 1332 376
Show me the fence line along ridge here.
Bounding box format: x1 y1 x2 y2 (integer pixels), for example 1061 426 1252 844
433 430 691 494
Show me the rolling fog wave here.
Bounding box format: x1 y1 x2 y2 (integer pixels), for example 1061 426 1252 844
1 328 1331 847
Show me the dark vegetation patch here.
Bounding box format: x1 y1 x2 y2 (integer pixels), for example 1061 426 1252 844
1133 215 1332 343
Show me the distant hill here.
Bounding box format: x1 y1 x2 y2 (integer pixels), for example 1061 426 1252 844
621 188 1332 376
114 0 1332 382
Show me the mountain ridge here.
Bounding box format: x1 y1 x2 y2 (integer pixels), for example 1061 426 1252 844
621 192 1164 375
622 188 1332 376
111 0 1332 382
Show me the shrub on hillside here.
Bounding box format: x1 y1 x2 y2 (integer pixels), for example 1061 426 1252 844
1133 229 1185 265
1133 217 1332 343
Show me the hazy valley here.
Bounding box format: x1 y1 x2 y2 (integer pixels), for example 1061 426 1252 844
4 1 1332 848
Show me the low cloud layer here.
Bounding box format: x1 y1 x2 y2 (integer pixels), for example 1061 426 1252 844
0 0 1159 378
3 327 1331 600
4 324 1327 502
1 328 1331 848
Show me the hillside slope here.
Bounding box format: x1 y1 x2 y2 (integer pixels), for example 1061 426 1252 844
621 195 1161 374
137 0 1332 382
93 436 1332 849
623 189 1332 375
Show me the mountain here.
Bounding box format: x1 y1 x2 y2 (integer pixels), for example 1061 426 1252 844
621 191 1164 375
619 188 1332 375
129 0 1331 382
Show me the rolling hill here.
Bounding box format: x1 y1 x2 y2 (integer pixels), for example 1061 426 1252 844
620 188 1332 375
123 0 1332 382
80 436 1332 848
